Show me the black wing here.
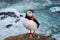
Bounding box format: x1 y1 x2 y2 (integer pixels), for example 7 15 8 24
34 18 40 28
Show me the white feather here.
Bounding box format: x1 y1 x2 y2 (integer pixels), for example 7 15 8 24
21 17 37 30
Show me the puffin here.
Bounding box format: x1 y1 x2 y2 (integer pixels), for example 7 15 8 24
20 9 40 37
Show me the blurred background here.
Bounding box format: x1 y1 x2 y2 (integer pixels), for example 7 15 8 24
0 0 60 40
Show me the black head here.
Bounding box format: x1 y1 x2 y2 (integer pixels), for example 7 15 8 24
27 9 34 13
25 9 34 20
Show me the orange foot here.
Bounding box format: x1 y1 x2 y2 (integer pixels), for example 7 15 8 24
28 32 34 37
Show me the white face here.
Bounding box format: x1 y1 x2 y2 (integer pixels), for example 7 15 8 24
27 11 33 17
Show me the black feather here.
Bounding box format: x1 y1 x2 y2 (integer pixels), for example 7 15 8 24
25 14 40 28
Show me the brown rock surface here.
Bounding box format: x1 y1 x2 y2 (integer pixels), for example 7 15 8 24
4 33 56 40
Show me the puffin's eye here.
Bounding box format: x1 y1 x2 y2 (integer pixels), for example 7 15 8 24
29 12 31 13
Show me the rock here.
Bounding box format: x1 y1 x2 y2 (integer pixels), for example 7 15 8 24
6 24 13 28
4 36 17 40
15 19 20 23
6 12 18 18
4 33 56 40
20 15 23 17
0 12 18 20
1 15 8 20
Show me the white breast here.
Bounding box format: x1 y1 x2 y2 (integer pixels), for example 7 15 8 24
22 18 37 30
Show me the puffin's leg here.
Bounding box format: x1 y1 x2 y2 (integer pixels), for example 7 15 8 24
30 30 31 34
32 30 35 37
34 30 35 34
28 30 35 37
27 30 33 38
28 30 32 34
